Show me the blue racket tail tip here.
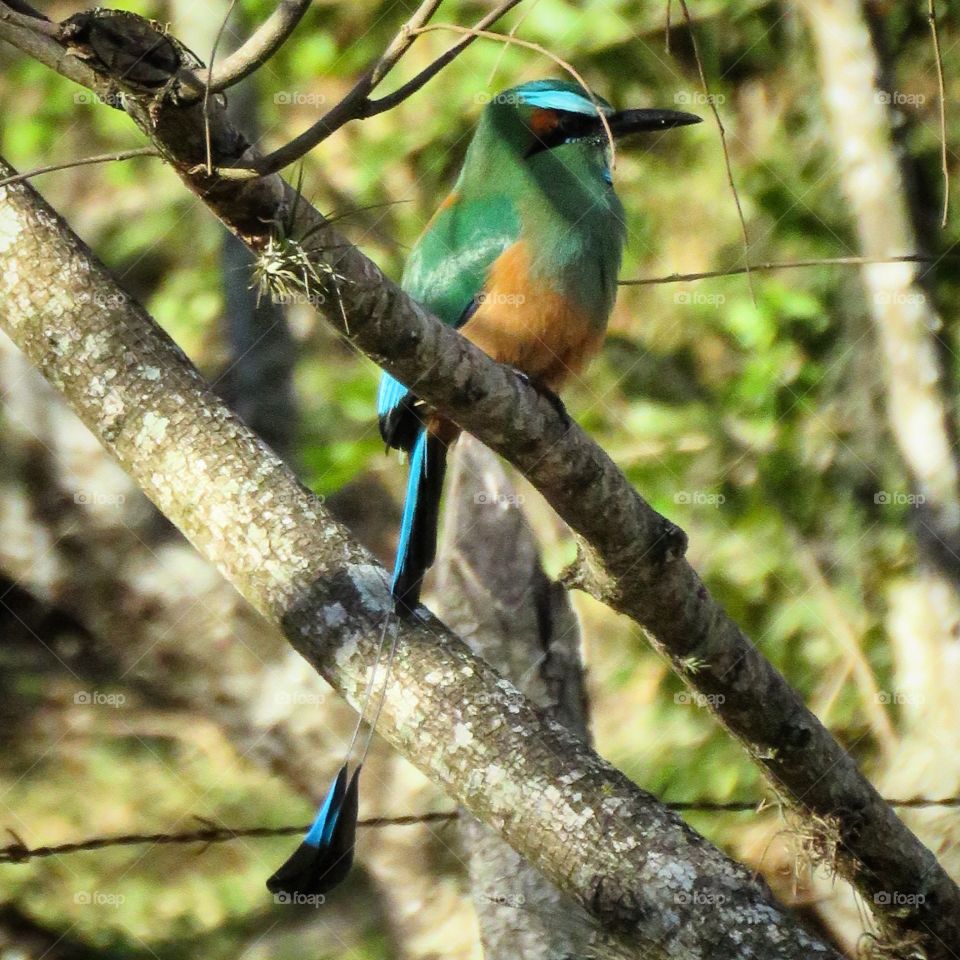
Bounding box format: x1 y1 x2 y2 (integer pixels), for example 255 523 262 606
266 765 362 899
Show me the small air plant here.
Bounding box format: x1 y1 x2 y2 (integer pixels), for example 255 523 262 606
252 170 350 327
678 655 708 675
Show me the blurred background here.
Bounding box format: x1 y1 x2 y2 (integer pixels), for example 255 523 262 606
1 0 959 956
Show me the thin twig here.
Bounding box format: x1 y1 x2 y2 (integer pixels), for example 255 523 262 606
204 0 241 175
217 0 525 178
196 0 313 96
618 253 947 286
789 527 896 754
368 0 445 87
408 24 616 167
485 0 538 84
676 0 753 301
0 147 160 188
366 0 526 116
927 0 949 227
0 1 58 36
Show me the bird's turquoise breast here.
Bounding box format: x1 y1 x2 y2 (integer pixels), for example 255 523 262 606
520 147 626 328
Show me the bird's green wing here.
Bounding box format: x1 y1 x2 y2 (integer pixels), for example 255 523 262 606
377 191 520 449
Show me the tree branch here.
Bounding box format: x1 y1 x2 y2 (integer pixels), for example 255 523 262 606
200 0 312 94
215 0 524 177
437 438 596 958
0 158 838 959
0 328 474 959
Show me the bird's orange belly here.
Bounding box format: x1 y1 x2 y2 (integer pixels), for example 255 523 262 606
459 241 604 392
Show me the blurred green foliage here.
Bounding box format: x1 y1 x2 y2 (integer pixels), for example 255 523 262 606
2 0 959 956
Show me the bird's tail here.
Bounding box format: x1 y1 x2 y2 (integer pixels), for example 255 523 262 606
391 428 447 610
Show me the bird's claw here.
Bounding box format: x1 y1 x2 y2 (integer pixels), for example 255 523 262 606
513 369 571 430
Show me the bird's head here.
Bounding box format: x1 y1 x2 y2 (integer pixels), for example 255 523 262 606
479 78 701 166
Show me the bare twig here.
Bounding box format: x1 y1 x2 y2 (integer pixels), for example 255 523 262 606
0 1 57 36
365 0 526 115
221 0 524 178
485 0 538 85
408 24 616 166
0 147 159 188
618 253 947 285
198 0 313 95
203 0 241 174
927 0 949 227
676 0 753 299
368 0 445 87
788 529 896 754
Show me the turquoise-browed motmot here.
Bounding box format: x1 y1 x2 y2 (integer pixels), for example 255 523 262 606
266 79 699 901
379 78 700 609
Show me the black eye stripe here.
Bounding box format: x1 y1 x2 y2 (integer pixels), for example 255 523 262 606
524 112 603 158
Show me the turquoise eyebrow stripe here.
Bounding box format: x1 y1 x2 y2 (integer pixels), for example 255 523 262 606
518 89 609 115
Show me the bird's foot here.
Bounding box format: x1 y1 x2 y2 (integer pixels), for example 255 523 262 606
513 370 571 430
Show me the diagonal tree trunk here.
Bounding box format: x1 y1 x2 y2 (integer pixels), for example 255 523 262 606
437 437 595 959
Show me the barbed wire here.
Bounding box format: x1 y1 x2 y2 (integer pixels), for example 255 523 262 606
0 812 458 864
3 795 958 864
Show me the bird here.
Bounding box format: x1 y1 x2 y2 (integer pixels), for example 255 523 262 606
266 80 699 904
378 78 700 609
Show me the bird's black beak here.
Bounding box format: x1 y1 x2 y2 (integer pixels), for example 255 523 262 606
525 106 701 158
607 108 702 139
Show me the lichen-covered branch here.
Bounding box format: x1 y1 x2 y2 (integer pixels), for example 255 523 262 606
0 13 957 951
0 323 474 960
437 438 595 959
0 160 838 958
